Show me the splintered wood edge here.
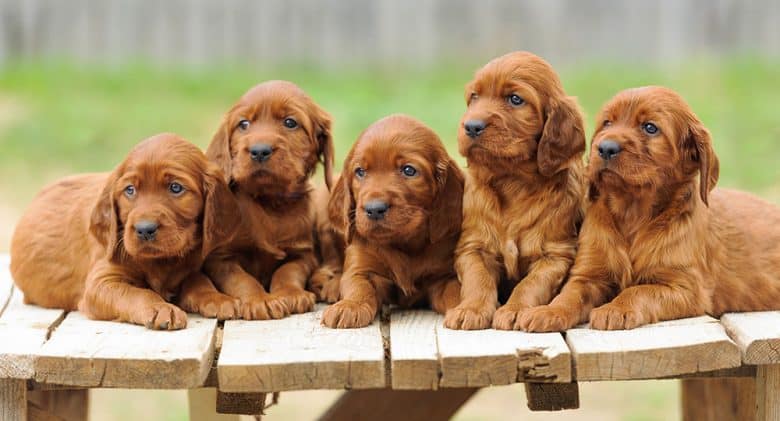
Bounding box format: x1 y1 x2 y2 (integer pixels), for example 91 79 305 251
721 312 780 365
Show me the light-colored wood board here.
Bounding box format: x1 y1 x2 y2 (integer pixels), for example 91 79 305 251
721 311 780 364
0 254 13 317
756 364 780 421
0 378 27 421
389 310 439 389
218 305 386 392
35 312 217 388
0 290 66 379
567 316 741 381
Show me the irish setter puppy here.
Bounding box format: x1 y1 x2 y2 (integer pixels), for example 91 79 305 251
322 115 464 328
444 51 587 330
11 134 239 329
205 80 334 320
521 86 780 332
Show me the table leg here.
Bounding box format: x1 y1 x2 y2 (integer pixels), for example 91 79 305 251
188 388 240 421
756 364 780 421
0 378 26 421
27 388 88 421
681 378 755 421
318 388 478 421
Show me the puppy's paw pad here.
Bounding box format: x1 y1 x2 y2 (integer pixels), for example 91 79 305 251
321 300 375 329
589 304 644 330
443 305 493 330
492 305 529 330
518 305 576 333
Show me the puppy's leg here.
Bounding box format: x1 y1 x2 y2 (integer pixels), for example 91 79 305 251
204 257 288 320
321 270 380 329
270 252 318 314
309 230 344 303
178 272 240 320
80 266 187 330
443 250 500 330
427 277 461 315
589 272 707 330
494 248 573 330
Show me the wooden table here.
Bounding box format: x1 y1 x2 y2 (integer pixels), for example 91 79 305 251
0 253 777 420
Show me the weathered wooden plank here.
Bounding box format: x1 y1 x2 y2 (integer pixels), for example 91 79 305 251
524 382 580 411
0 254 13 317
218 305 385 392
0 378 27 421
35 312 217 388
319 388 478 421
216 391 266 415
0 291 66 379
756 364 780 421
27 389 89 421
566 316 742 381
681 378 755 421
721 312 780 364
390 310 570 388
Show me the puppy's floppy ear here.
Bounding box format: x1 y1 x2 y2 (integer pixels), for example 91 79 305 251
89 170 122 259
537 96 586 177
328 149 356 243
685 119 720 206
201 162 240 258
429 158 465 243
205 111 235 183
310 102 335 190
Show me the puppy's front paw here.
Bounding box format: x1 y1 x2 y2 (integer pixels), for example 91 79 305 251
443 303 494 330
309 267 341 303
518 305 578 332
139 302 188 330
492 304 529 330
179 291 240 320
321 300 376 328
239 294 289 320
275 287 317 315
589 303 644 330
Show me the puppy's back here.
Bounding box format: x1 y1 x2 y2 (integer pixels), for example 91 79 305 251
11 173 108 309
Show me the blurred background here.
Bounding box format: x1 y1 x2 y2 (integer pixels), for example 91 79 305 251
0 0 778 419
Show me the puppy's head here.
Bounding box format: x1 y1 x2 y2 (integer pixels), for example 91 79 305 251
207 80 334 199
589 86 719 205
459 51 585 177
90 133 238 261
329 115 464 246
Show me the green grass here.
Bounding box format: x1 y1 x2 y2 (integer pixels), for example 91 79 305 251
1 57 779 209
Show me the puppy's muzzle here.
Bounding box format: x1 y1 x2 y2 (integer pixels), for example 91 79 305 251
597 140 621 161
364 200 390 220
134 220 159 242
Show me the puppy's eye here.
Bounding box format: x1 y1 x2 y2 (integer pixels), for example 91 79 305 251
237 119 250 131
283 118 298 129
469 93 478 104
124 185 136 198
603 120 612 127
169 182 185 195
507 94 524 106
401 165 417 177
642 122 659 135
354 167 366 179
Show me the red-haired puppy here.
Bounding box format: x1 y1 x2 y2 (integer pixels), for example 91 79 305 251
322 115 464 328
205 80 334 319
11 134 239 329
521 86 780 331
444 51 587 330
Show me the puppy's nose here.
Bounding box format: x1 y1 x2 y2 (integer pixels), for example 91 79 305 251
597 140 622 161
464 119 486 139
134 220 158 241
364 200 389 220
249 143 273 162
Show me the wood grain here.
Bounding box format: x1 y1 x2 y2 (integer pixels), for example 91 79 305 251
218 305 386 392
756 364 780 421
566 316 741 380
0 378 27 421
35 312 217 388
721 312 780 364
681 378 755 421
524 382 580 411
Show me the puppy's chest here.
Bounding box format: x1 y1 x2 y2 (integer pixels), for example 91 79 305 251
494 202 546 280
241 202 315 258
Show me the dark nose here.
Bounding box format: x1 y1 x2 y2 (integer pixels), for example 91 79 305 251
249 143 273 162
134 220 158 241
464 119 486 139
597 140 622 161
364 200 389 220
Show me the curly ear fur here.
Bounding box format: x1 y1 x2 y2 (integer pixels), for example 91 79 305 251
310 103 335 191
429 158 465 243
685 120 720 206
201 163 240 258
205 112 235 184
89 171 122 259
537 96 586 177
